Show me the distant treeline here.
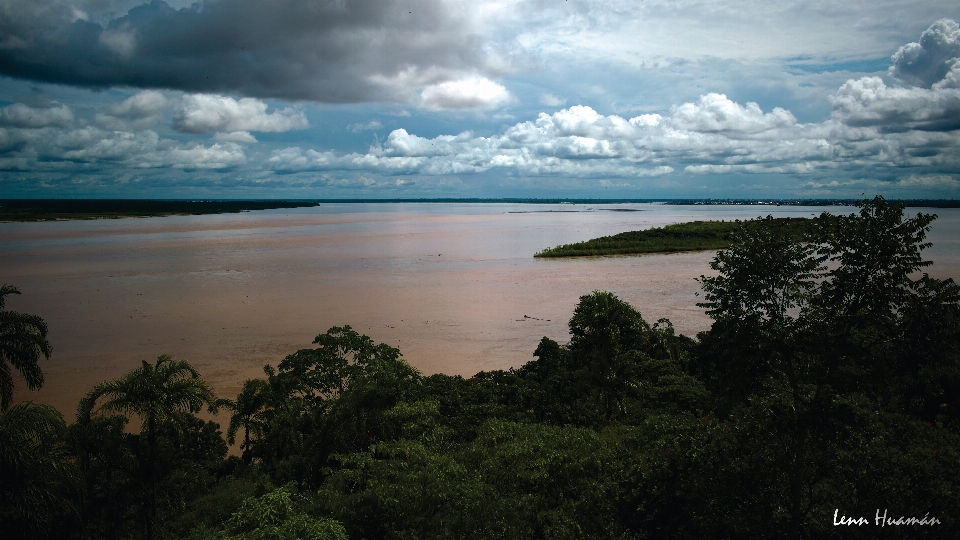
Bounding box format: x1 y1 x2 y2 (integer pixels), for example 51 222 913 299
4 199 959 223
0 199 319 221
535 216 822 257
662 198 960 208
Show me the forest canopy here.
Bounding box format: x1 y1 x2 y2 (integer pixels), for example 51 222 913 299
1 197 957 539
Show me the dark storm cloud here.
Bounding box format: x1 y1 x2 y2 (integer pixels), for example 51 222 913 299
0 0 497 102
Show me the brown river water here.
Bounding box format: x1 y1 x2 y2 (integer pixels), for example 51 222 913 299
4 202 960 418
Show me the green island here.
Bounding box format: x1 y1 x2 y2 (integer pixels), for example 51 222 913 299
535 216 824 257
0 199 319 222
2 198 958 539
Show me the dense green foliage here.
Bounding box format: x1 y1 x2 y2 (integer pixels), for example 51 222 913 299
2 197 959 539
77 355 220 540
0 200 318 222
534 216 821 257
0 402 79 539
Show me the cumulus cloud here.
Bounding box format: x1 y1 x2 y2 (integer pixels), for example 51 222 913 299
420 76 514 110
270 97 802 177
106 90 168 119
936 62 960 89
268 71 960 180
267 145 426 175
830 77 960 131
827 19 960 134
268 20 960 183
669 94 797 134
0 96 247 171
0 0 505 103
213 131 257 144
174 94 307 134
890 19 960 87
6 16 960 196
94 90 169 130
0 124 247 170
0 103 74 128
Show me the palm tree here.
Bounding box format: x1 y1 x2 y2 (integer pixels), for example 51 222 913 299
221 378 270 463
0 401 79 538
77 354 217 540
0 285 52 410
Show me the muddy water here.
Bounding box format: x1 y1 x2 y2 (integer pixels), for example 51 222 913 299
3 203 959 416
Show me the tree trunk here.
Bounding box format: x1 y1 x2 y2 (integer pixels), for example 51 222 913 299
146 414 156 540
243 421 252 464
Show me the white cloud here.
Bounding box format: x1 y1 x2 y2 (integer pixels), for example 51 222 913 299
174 94 308 134
890 19 960 87
98 134 245 169
5 16 960 196
268 87 960 180
0 120 247 171
420 76 514 110
263 21 960 186
214 131 258 144
935 61 960 89
830 76 960 131
268 146 425 174
599 179 631 187
540 93 566 107
348 120 383 132
482 0 960 68
669 94 797 133
267 147 328 171
805 174 960 195
897 173 960 188
685 164 734 174
161 142 247 169
639 166 675 176
0 103 74 128
98 23 136 58
94 90 169 131
107 90 169 119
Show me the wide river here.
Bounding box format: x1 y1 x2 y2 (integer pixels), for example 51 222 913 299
4 202 960 416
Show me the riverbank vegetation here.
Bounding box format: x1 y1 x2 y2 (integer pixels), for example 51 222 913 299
0 199 318 222
2 197 958 539
534 216 822 257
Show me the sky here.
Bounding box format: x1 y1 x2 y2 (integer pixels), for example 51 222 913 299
2 0 960 199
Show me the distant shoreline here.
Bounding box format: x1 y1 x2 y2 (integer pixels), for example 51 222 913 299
0 199 320 222
3 197 959 222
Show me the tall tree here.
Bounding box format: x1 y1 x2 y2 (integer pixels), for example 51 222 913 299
567 291 650 423
693 198 960 539
0 285 52 410
77 355 218 540
257 326 420 484
221 378 270 463
0 402 79 539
